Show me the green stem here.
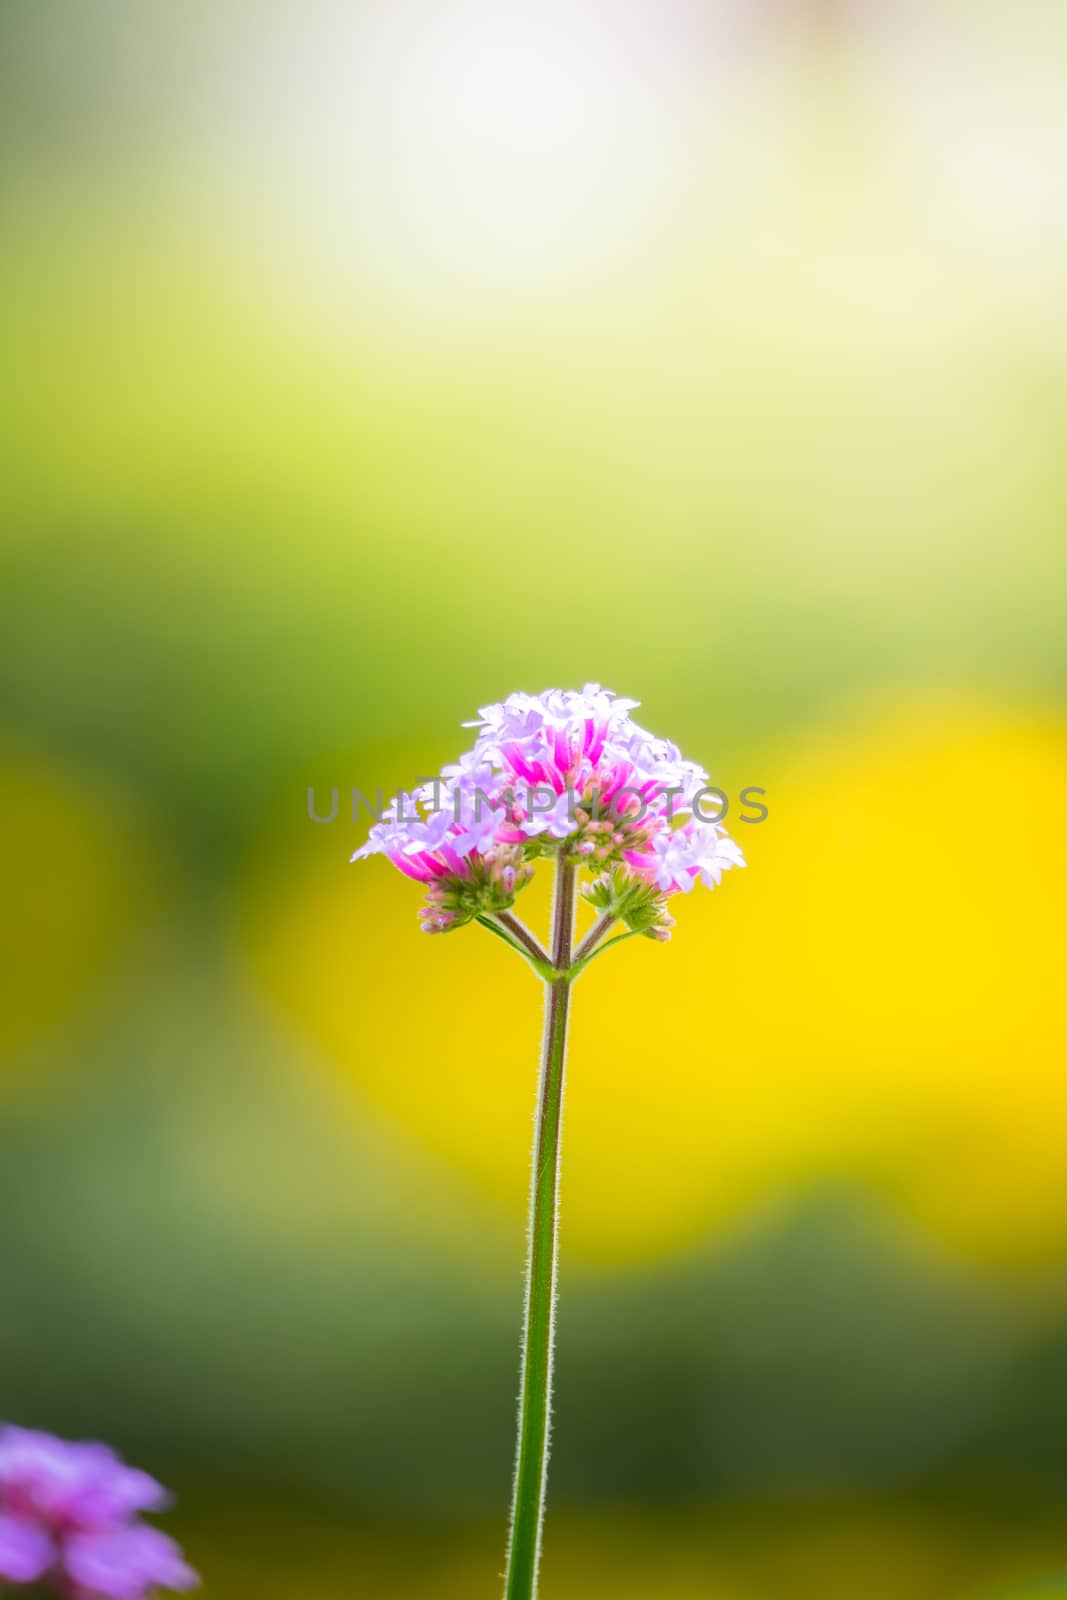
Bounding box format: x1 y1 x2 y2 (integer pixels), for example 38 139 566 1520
571 910 616 965
503 855 578 1600
567 928 641 982
494 909 552 967
476 913 537 962
476 914 556 980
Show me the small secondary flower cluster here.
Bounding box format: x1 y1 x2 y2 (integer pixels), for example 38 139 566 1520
353 686 745 936
0 1426 198 1599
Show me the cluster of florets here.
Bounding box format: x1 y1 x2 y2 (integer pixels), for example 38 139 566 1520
352 686 745 936
0 1426 197 1599
582 867 676 942
418 844 534 933
529 777 661 868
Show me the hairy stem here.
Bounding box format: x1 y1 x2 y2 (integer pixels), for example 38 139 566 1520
503 856 578 1600
476 914 539 965
495 910 552 967
572 910 616 965
568 928 641 983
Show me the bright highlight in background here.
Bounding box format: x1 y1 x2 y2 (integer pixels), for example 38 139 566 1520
221 0 715 298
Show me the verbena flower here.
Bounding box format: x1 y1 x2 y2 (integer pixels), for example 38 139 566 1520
0 1427 198 1599
353 684 744 934
349 686 749 1600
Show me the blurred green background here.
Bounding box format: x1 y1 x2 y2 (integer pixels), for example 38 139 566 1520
2 2 1066 1595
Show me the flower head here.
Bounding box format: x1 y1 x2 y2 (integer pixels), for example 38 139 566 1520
0 1426 197 1599
353 685 745 936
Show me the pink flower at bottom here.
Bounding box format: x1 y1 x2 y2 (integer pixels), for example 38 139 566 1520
0 1427 198 1600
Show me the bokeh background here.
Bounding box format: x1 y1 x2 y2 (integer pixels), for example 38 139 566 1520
2 2 1066 1596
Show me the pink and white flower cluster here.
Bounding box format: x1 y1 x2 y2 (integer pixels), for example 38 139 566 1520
352 686 745 934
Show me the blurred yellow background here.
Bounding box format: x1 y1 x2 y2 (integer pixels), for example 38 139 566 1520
2 2 1066 1595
